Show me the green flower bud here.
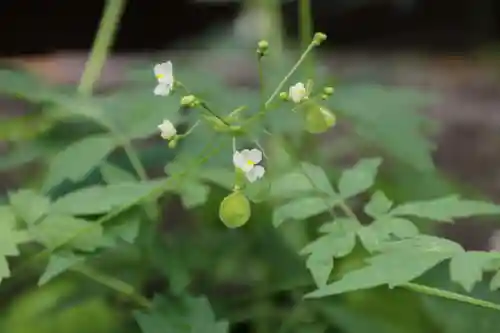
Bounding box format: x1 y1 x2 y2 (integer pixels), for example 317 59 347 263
303 103 336 134
180 95 197 107
313 32 327 46
168 137 178 148
258 40 269 52
323 86 334 95
219 191 251 228
279 92 288 100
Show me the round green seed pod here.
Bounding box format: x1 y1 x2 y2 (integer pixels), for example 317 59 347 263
219 191 251 228
304 103 336 134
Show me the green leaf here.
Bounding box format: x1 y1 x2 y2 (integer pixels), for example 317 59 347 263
197 168 234 190
243 177 271 203
100 162 137 184
300 163 337 196
357 226 384 253
338 158 382 199
32 215 104 252
449 251 500 293
273 196 335 227
9 189 51 226
179 182 211 209
51 180 165 215
302 218 359 287
490 270 500 291
270 171 317 200
390 195 500 222
372 217 420 239
306 236 463 298
104 216 141 245
38 251 84 286
0 206 30 284
364 191 392 218
134 295 229 333
43 135 117 190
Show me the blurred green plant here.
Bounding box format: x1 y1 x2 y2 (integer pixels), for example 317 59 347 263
2 0 500 333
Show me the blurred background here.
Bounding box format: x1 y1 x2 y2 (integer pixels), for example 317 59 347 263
2 0 500 332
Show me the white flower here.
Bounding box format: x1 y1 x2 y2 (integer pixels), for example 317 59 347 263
153 61 174 96
289 82 308 103
158 119 177 140
233 149 265 183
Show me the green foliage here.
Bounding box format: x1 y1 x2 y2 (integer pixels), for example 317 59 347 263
2 5 500 333
338 158 382 199
43 135 117 190
0 206 30 283
134 296 229 333
297 159 500 303
50 181 164 215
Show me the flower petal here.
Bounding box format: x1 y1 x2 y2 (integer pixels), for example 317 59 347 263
154 61 174 85
245 165 265 183
248 149 263 164
289 82 306 103
158 119 176 139
154 83 172 96
233 151 245 168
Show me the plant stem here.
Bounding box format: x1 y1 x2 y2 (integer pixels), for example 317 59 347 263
73 264 152 309
299 0 314 78
76 0 157 220
258 56 266 112
403 282 500 312
78 0 126 96
265 41 317 108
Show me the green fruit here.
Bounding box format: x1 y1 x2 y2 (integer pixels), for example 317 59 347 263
219 191 251 228
304 103 336 134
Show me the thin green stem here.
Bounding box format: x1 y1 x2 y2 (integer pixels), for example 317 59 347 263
73 264 151 309
402 282 500 311
78 0 126 96
74 0 157 222
265 41 316 108
299 0 314 77
258 56 266 113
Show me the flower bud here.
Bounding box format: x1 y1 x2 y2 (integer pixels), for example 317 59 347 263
303 103 336 134
219 191 251 228
180 95 197 107
313 32 327 46
257 40 269 54
323 86 334 95
279 92 289 100
168 137 178 148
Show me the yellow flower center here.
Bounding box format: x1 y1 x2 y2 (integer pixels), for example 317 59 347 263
156 74 165 79
246 160 255 167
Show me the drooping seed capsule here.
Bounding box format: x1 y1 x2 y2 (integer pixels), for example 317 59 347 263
219 191 251 228
303 103 336 134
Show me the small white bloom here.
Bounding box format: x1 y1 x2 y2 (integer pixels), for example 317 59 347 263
158 119 177 140
289 82 308 103
153 61 174 96
233 148 265 183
